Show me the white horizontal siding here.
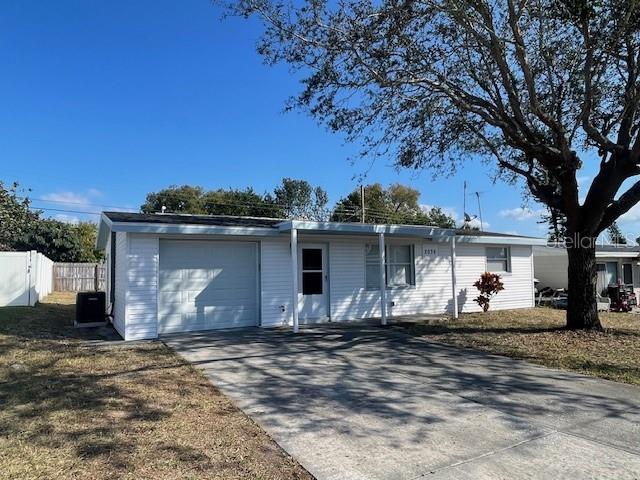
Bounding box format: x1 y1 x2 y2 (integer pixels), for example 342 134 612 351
112 231 536 339
112 232 127 338
260 238 293 327
532 247 568 290
388 242 454 316
455 244 534 313
330 240 454 320
125 234 159 340
330 240 380 320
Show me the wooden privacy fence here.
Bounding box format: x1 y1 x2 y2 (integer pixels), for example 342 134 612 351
53 262 106 292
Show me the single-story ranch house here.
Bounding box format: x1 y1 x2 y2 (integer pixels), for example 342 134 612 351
96 212 546 340
534 245 640 297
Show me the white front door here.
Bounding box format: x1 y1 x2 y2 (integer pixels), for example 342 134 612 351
298 244 328 320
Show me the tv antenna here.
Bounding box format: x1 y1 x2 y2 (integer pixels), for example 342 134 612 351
473 191 485 231
462 181 478 229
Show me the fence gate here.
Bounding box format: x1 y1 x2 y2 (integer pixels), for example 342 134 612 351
53 263 105 292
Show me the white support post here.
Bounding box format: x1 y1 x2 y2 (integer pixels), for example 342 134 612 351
450 236 459 319
291 228 299 333
379 233 387 325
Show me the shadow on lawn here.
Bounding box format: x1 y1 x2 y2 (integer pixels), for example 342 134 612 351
0 340 179 466
0 301 194 474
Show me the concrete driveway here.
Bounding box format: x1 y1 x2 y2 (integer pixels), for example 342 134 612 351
164 324 640 480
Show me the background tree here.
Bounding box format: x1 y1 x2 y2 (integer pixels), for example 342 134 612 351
332 183 456 226
273 178 328 220
424 207 457 229
141 185 205 214
74 222 105 262
14 219 83 262
0 181 38 250
231 0 640 329
141 179 327 219
607 222 628 245
332 183 388 222
203 188 282 217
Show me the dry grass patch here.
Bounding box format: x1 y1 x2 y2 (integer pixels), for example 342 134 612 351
0 293 312 480
405 308 640 386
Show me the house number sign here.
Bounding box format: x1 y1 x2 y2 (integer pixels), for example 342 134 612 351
423 246 438 257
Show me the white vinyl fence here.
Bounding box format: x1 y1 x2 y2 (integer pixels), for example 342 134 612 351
0 251 54 307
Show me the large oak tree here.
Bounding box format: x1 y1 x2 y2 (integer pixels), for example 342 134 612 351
230 0 640 329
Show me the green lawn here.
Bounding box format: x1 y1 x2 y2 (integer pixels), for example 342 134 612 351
0 293 311 480
404 307 640 385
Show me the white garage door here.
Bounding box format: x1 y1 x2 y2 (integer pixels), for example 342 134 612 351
158 240 258 334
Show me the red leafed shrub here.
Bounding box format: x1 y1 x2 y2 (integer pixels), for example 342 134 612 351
473 272 505 312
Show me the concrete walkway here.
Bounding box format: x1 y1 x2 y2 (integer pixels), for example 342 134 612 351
164 325 640 480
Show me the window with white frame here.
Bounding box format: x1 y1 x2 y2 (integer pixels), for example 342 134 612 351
365 244 415 289
486 246 511 272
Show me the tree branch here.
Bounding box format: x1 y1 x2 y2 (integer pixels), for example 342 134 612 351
598 180 640 233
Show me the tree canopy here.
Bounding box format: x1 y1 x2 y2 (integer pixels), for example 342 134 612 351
332 183 456 227
0 181 103 262
0 181 38 251
141 179 329 220
232 0 640 239
229 0 640 329
273 178 329 220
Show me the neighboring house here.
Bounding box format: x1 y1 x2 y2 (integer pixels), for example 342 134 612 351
96 212 545 340
534 245 640 297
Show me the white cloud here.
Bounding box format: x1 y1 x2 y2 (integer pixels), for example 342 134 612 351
498 207 545 221
42 191 89 205
618 203 640 224
421 204 459 221
41 189 102 208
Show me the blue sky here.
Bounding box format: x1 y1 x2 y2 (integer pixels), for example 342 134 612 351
1 0 636 237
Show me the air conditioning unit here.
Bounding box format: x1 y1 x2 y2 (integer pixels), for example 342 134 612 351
75 291 107 327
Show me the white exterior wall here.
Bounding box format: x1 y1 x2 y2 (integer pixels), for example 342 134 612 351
455 244 535 313
533 248 568 290
104 234 111 315
388 242 454 316
112 232 127 338
329 239 380 320
260 238 293 326
533 246 640 297
328 239 454 320
111 232 536 338
125 234 159 340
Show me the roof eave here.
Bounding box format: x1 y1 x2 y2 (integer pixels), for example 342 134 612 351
95 213 113 250
277 220 456 239
106 221 281 237
456 234 547 246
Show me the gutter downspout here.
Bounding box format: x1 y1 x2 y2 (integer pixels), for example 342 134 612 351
450 235 459 319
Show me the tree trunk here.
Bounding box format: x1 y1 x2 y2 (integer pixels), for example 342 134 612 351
566 241 602 330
